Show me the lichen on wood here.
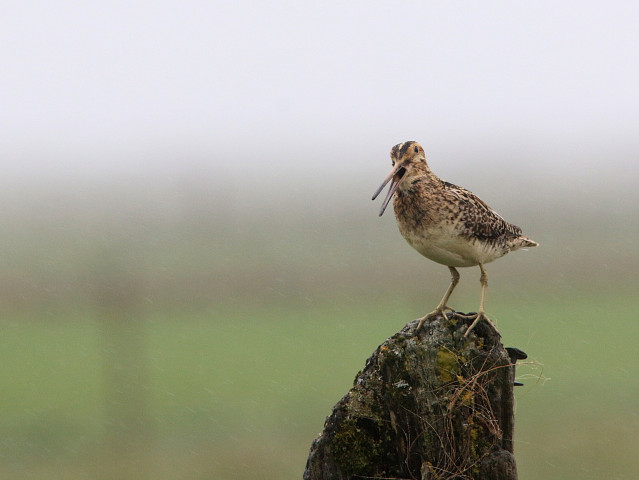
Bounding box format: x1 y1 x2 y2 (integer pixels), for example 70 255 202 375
304 313 518 480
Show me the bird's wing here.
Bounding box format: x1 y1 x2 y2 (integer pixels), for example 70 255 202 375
442 181 523 239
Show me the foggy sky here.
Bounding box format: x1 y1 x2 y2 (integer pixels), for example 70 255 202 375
2 1 638 187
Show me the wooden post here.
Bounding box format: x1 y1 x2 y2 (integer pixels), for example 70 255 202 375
304 313 523 480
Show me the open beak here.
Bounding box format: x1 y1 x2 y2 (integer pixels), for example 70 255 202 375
371 162 407 216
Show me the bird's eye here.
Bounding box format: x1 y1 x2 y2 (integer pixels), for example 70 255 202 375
414 146 419 153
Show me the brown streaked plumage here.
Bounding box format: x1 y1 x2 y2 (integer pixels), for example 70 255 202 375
372 141 538 336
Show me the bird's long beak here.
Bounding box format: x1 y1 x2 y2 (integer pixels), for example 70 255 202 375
371 162 407 217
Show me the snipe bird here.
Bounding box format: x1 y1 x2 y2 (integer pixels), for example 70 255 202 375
372 141 538 336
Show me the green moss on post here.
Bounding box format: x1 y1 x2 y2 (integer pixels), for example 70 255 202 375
304 313 519 480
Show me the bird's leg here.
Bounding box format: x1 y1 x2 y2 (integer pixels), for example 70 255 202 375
416 267 459 330
436 266 460 315
464 264 498 337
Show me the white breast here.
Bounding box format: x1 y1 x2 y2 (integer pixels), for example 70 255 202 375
400 225 507 268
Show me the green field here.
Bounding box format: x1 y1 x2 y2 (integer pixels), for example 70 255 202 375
1 181 638 479
1 291 638 479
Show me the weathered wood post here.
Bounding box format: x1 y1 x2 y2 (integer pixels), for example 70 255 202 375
304 313 523 480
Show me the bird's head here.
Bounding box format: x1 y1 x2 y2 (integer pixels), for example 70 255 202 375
372 141 426 216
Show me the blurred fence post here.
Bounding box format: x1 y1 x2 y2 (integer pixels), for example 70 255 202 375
304 314 522 480
91 246 150 478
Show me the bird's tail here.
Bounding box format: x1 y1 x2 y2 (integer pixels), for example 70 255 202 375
511 236 538 250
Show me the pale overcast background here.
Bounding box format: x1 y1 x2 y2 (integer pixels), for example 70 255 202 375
2 3 639 479
2 0 638 199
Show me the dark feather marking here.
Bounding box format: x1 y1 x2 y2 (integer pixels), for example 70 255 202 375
398 141 417 158
442 181 522 240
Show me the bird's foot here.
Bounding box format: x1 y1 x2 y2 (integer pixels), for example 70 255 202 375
463 311 498 337
415 306 455 331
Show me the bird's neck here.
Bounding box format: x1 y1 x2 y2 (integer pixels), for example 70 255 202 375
393 164 442 226
398 163 442 193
